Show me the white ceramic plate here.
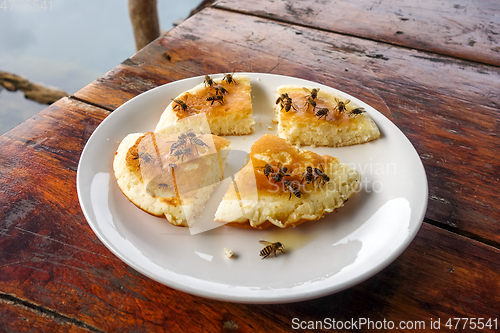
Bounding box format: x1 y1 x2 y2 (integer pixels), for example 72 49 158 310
77 73 427 304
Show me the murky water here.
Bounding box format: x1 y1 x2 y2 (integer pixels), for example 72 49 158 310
0 0 203 135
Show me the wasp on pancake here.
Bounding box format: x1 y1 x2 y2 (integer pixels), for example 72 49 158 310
283 179 302 199
222 72 236 85
334 97 350 114
203 75 214 87
348 107 366 117
207 93 225 106
172 95 189 112
314 163 330 187
276 93 297 112
259 240 285 259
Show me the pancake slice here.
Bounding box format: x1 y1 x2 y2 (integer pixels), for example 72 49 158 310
275 85 380 147
114 131 231 227
214 134 361 229
155 74 255 136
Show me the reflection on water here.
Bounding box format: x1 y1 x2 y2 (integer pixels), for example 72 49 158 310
0 0 203 135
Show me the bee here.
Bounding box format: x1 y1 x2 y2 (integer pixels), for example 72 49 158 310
222 72 236 85
203 75 214 87
169 136 187 154
334 97 350 114
271 163 291 183
186 132 209 154
207 93 225 105
259 240 285 259
283 179 302 199
257 163 275 179
304 96 317 111
173 147 192 162
348 107 366 117
315 107 330 120
303 87 319 100
276 93 297 112
213 84 228 96
314 163 330 187
136 151 153 164
172 95 189 112
301 166 315 185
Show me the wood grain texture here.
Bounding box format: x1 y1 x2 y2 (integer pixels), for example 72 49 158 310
73 7 500 245
215 0 500 66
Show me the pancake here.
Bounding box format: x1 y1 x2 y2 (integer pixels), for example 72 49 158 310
114 131 230 226
214 134 361 229
155 74 255 135
275 85 380 147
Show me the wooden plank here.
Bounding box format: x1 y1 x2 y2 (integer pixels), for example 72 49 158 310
73 8 500 245
0 300 93 333
215 0 500 66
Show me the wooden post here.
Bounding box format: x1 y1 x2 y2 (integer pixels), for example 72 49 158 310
128 0 160 51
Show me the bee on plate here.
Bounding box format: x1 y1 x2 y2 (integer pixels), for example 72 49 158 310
334 97 350 114
276 93 297 112
301 166 315 185
304 96 317 111
303 87 319 100
314 107 330 120
283 179 302 199
258 163 275 179
203 75 214 87
222 72 236 85
259 240 285 259
172 95 189 112
213 84 228 96
207 93 225 106
348 107 366 117
314 163 330 187
271 163 291 183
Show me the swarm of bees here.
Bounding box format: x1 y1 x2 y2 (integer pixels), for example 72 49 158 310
301 163 330 188
168 131 208 161
259 240 285 259
276 93 297 112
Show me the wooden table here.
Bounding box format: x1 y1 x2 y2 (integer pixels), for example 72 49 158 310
1 0 499 331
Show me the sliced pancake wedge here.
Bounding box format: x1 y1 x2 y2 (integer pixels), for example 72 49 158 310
114 131 230 227
275 85 380 147
155 74 255 136
214 134 361 229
